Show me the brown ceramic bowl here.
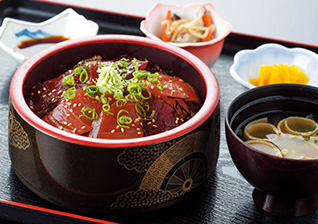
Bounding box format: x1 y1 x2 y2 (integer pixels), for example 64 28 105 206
9 35 220 213
225 84 318 217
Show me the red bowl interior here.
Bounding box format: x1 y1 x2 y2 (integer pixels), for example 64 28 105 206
10 34 219 148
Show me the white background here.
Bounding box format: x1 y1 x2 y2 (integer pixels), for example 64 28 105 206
43 0 318 47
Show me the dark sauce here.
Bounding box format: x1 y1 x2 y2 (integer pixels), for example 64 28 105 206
15 35 69 57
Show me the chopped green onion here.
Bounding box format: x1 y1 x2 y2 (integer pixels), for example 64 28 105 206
116 99 127 108
120 70 128 78
86 85 99 96
157 83 164 91
117 58 130 68
135 101 154 121
79 108 98 120
74 66 89 83
102 103 113 115
63 87 76 99
117 109 132 129
133 70 149 80
62 74 75 86
147 72 159 83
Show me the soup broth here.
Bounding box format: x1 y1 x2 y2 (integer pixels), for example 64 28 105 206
236 111 318 160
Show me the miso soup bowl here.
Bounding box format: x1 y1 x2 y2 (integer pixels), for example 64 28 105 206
9 35 220 213
225 84 318 217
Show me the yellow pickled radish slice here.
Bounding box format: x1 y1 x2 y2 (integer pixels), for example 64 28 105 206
248 64 309 86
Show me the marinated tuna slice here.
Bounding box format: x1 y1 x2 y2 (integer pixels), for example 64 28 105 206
43 103 92 135
146 74 201 119
89 101 143 139
143 97 181 136
28 71 70 118
28 62 100 117
59 88 105 126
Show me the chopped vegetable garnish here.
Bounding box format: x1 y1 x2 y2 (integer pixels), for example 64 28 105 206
63 86 76 99
62 74 75 86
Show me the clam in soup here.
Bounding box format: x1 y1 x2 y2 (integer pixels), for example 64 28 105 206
242 116 318 159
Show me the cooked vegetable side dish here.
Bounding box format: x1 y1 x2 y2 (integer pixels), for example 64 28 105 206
27 56 201 139
241 116 318 159
161 7 216 43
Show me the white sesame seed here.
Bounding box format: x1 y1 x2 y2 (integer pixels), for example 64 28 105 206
81 126 86 129
111 129 115 133
67 123 72 126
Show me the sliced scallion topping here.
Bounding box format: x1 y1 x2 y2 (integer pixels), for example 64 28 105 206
133 70 149 80
147 72 159 83
120 70 128 78
102 103 113 115
117 109 132 129
63 87 76 99
79 108 98 120
116 99 127 108
74 66 89 83
117 58 129 68
157 83 164 91
86 85 99 96
62 74 75 86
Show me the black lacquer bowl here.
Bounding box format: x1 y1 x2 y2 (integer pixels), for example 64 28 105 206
9 35 220 213
226 84 318 216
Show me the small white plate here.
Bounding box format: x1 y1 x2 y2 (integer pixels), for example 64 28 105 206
0 8 99 65
230 43 318 89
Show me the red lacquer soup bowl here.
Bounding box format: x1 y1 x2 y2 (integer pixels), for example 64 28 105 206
9 35 220 213
226 84 318 217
